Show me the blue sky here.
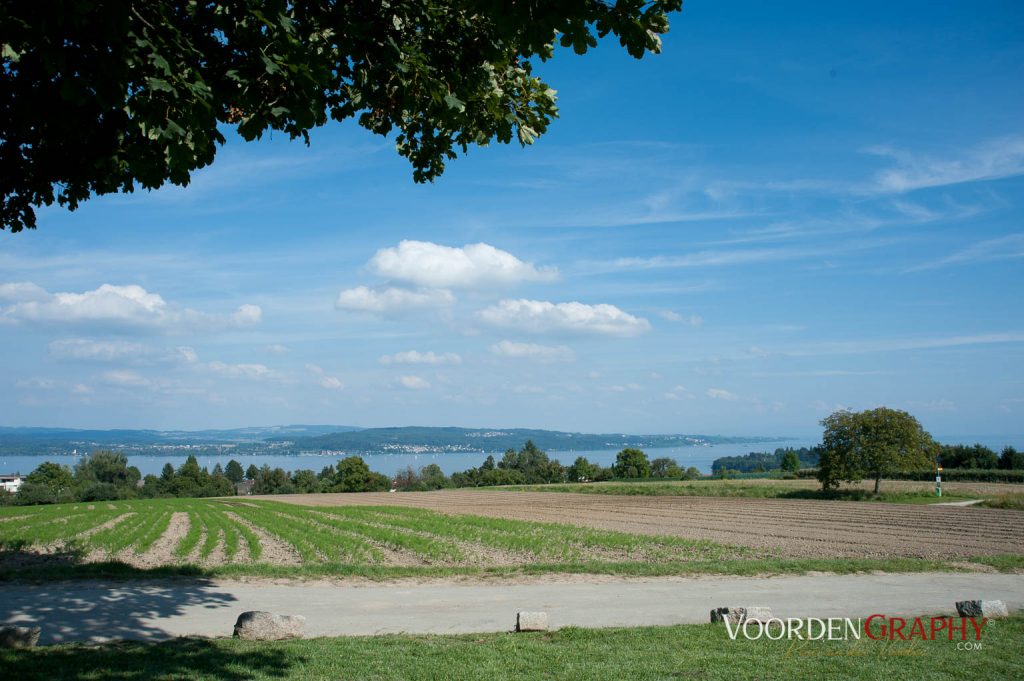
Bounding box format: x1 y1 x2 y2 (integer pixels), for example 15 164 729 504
1 0 1022 437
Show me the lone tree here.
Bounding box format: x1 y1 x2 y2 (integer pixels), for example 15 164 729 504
612 448 650 479
817 408 938 494
1 1 682 231
780 450 801 475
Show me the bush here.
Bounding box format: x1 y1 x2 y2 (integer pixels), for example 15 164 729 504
13 481 56 505
79 482 127 501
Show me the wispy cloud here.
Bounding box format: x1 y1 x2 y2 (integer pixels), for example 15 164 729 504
868 135 1024 193
784 332 1024 357
905 233 1024 272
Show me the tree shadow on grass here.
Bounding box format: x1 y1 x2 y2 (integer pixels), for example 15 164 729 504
0 638 301 681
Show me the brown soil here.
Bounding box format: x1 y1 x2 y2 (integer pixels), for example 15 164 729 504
222 511 301 566
254 489 1024 560
127 512 190 568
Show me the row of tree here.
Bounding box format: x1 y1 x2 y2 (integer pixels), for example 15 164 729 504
4 442 706 504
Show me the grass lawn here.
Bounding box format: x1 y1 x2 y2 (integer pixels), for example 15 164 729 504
495 478 1019 504
3 617 1021 680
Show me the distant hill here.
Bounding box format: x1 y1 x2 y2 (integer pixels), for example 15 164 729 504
0 424 786 457
0 425 361 456
277 426 785 455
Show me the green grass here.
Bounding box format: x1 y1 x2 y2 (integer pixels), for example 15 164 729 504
494 480 987 504
980 494 1024 510
2 498 1022 583
3 617 1022 680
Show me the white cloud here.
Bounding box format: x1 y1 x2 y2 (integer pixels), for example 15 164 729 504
706 388 739 401
335 285 455 313
398 375 431 390
306 363 344 389
664 385 694 401
479 299 651 337
689 315 704 328
207 361 277 380
0 282 261 332
319 376 344 390
265 344 290 354
48 338 199 365
659 310 683 322
489 340 575 363
102 370 152 388
379 350 462 365
870 135 1024 193
0 282 49 302
369 240 558 289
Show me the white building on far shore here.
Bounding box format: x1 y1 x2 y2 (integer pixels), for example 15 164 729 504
0 474 24 493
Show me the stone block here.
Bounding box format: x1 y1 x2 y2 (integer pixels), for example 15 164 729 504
233 611 306 640
516 611 549 632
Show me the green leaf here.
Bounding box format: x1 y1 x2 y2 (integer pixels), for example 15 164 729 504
443 93 465 113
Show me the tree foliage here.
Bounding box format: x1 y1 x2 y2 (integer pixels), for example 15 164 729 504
0 0 682 231
817 408 938 494
224 459 245 483
611 448 650 479
650 456 682 478
780 450 801 474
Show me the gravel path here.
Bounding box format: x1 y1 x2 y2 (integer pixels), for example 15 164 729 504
2 572 1021 643
255 490 1024 559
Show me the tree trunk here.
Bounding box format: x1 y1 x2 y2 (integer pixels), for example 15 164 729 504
874 476 881 494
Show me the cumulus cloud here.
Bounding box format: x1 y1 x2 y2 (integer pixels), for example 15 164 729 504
102 370 152 388
706 387 739 401
398 375 431 390
489 340 575 363
306 363 344 390
664 385 694 401
379 350 462 365
369 240 558 289
479 299 650 337
207 361 278 380
659 310 703 327
335 285 454 313
0 282 261 332
48 338 198 365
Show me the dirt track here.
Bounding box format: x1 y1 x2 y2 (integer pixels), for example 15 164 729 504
258 490 1024 559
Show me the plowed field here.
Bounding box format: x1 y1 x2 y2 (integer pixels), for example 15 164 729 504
260 490 1024 559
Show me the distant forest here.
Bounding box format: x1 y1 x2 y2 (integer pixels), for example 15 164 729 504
712 443 1024 474
712 447 821 473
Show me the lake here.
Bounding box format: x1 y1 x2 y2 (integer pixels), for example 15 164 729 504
0 440 821 478
2 434 1020 479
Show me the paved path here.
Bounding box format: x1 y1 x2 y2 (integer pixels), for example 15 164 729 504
2 573 1021 644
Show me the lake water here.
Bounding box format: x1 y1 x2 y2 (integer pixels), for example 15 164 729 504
0 440 820 478
2 434 1020 478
